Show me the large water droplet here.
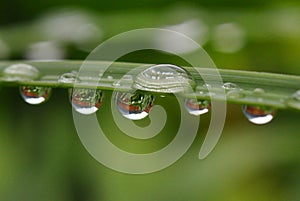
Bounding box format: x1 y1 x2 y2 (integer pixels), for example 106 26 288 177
133 64 195 93
286 90 300 110
242 105 275 125
71 88 103 115
115 91 154 120
20 86 51 105
185 98 210 116
4 64 40 81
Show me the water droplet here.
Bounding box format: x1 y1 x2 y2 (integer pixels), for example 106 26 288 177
253 88 265 94
222 82 237 90
242 105 275 125
222 83 245 99
4 64 40 81
20 86 51 105
112 80 121 87
115 91 154 120
185 98 210 116
133 64 196 93
71 88 103 115
286 90 300 110
227 89 245 99
107 75 113 80
122 74 133 80
203 83 211 89
58 72 78 83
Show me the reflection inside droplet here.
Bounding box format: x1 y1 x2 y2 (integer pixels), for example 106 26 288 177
185 98 210 116
115 91 154 120
20 86 51 105
71 88 103 115
242 105 275 125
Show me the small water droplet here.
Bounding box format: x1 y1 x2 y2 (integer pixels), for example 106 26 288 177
203 83 211 89
185 98 210 116
20 86 51 105
286 90 300 110
222 82 237 90
227 89 245 99
4 64 40 81
133 64 195 93
71 88 103 115
58 72 77 83
242 105 275 125
122 74 133 80
115 91 154 120
107 75 113 80
222 83 245 99
253 88 265 94
112 80 121 87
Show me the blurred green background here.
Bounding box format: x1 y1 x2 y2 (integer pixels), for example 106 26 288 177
0 0 300 200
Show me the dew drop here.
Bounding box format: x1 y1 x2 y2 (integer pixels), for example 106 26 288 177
222 82 237 90
122 74 133 80
115 91 154 120
286 90 300 110
20 86 51 105
58 72 77 83
242 105 275 125
71 88 103 115
222 82 245 99
4 64 40 81
185 98 210 116
203 83 212 89
133 64 196 93
253 88 265 94
227 89 245 99
112 81 121 87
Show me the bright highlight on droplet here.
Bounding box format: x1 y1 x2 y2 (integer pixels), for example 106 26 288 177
71 88 103 115
115 91 154 120
20 86 51 105
133 64 195 93
185 98 210 116
242 105 275 125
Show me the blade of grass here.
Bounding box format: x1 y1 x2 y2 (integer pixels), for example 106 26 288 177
0 60 300 110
